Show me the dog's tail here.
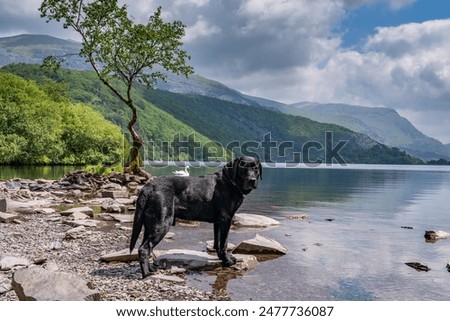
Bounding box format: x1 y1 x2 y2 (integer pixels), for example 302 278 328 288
129 189 148 253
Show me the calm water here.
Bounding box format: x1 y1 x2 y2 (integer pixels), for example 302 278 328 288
2 164 450 300
149 164 450 301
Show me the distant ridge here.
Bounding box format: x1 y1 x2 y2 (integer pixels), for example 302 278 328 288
0 34 447 161
0 34 86 69
282 103 450 161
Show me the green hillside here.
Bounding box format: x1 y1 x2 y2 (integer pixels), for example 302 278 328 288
2 63 423 165
0 71 123 165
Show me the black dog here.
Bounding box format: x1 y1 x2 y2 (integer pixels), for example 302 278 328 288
129 156 262 278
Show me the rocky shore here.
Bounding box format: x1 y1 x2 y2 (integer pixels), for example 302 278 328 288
0 171 285 301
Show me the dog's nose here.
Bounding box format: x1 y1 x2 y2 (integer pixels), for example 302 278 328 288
249 177 257 188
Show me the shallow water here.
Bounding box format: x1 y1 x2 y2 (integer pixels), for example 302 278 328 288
150 164 450 301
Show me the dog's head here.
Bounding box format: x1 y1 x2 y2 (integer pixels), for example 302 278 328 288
223 156 262 194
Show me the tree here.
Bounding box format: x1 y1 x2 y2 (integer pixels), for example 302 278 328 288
39 0 193 177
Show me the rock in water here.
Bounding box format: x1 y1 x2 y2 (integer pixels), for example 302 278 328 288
405 262 430 272
232 213 280 228
233 234 288 255
12 266 100 301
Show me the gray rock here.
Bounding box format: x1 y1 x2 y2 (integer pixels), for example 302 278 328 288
60 206 94 218
108 213 134 223
68 212 90 221
0 198 52 214
49 241 63 251
101 199 126 213
206 240 235 252
233 213 280 228
5 181 22 190
0 274 12 294
0 212 19 223
12 266 100 301
155 249 221 270
64 226 86 240
0 256 31 271
147 274 185 283
101 190 129 199
65 219 102 228
100 249 140 262
233 234 288 255
34 208 57 215
100 248 256 271
154 249 257 271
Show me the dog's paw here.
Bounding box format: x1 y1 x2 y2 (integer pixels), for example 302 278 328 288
222 255 237 267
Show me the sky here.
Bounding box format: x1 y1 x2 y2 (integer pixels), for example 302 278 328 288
1 0 450 144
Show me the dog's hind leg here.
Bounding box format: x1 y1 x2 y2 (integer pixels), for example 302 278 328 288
138 231 157 279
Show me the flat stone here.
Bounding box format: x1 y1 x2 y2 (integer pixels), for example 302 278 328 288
65 219 102 228
0 212 19 223
12 266 100 301
64 226 86 240
101 190 129 199
233 234 288 255
60 207 94 218
147 274 185 283
100 248 257 271
33 208 57 215
100 249 140 262
68 212 90 221
101 199 126 213
0 255 31 270
0 198 52 214
155 249 222 270
206 240 235 252
108 213 134 223
233 213 280 228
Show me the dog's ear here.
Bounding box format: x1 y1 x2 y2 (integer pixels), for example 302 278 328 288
223 157 241 182
232 157 242 181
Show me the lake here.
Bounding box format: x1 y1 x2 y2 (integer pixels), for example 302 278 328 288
2 163 450 300
147 164 450 301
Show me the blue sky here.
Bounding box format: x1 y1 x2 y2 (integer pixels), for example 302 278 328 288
341 0 450 47
0 0 449 143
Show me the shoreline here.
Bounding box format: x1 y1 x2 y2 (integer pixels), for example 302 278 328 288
0 172 229 301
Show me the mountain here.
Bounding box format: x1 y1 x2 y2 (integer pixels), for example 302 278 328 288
0 34 434 163
280 102 450 161
1 63 422 165
0 34 87 70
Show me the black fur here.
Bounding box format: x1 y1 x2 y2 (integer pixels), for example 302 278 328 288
129 156 262 278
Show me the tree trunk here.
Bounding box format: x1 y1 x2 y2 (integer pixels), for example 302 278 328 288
124 102 152 179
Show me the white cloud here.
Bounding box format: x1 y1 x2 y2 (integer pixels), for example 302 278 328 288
184 15 220 43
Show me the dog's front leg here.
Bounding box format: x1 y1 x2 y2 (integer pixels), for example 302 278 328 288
215 220 236 267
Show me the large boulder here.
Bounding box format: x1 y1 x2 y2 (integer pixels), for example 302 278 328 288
12 266 100 301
